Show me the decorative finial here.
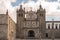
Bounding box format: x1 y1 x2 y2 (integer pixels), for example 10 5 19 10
30 7 32 11
23 7 25 13
17 9 18 13
40 4 42 9
39 1 42 9
6 10 8 15
20 5 22 9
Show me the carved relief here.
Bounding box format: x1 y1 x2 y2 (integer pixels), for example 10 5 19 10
32 21 36 27
24 21 39 27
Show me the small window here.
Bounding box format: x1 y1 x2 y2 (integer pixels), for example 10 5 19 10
52 25 54 29
19 13 23 17
56 25 57 29
48 24 50 29
40 14 43 16
46 33 48 38
55 24 58 29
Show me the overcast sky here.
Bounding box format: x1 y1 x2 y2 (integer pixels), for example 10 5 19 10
0 0 60 23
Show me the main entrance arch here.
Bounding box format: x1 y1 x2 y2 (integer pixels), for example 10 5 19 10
28 30 35 37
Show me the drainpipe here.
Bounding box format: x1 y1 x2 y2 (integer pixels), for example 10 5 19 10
52 19 54 40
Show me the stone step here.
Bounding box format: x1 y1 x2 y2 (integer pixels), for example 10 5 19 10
16 39 60 40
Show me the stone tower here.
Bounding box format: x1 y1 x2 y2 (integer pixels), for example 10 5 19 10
16 4 46 39
16 5 25 38
37 5 46 38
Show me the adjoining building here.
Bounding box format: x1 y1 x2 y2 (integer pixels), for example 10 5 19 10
0 10 16 40
46 21 60 38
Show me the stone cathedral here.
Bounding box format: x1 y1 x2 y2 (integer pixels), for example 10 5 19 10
16 5 46 39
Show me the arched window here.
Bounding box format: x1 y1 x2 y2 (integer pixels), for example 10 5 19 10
28 30 35 37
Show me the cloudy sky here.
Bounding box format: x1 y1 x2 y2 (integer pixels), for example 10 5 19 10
0 0 60 22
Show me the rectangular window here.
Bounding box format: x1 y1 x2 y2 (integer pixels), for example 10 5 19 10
56 24 57 29
48 24 50 29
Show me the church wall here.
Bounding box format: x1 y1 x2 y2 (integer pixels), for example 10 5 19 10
8 16 16 40
0 14 8 40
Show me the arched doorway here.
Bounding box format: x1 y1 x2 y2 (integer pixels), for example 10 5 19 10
28 30 35 37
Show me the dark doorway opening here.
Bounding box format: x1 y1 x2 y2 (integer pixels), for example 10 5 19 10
46 33 48 38
28 30 35 37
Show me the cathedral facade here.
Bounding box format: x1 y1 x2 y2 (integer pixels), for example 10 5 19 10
16 5 46 39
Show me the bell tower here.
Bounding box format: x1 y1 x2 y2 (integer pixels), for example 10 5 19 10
16 5 25 38
37 5 46 38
